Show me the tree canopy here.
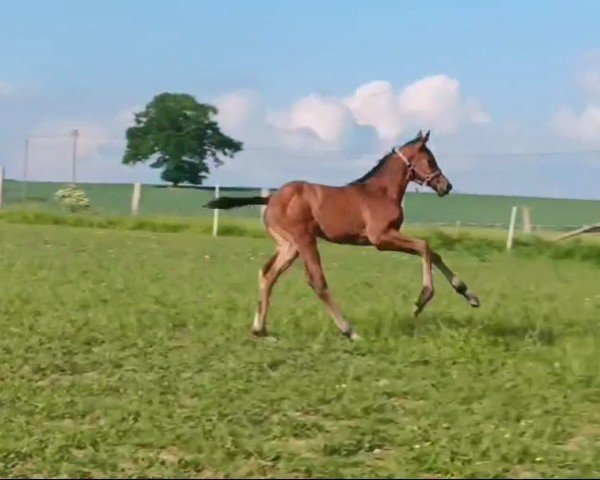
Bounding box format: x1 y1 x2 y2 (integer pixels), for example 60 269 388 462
122 93 243 186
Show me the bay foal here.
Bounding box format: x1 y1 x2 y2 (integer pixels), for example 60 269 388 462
206 131 480 340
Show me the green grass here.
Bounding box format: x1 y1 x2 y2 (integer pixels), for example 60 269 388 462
0 208 267 238
4 179 600 230
0 223 599 478
2 208 600 263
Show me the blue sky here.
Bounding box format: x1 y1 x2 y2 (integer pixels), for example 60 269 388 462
1 0 600 198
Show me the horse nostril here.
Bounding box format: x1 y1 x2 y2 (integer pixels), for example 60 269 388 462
447 183 453 193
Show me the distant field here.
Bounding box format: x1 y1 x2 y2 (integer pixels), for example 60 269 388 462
0 223 599 477
3 180 600 231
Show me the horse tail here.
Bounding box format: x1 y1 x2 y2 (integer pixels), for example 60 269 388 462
204 196 270 210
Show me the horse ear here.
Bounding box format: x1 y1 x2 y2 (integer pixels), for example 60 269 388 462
422 130 430 143
417 130 423 139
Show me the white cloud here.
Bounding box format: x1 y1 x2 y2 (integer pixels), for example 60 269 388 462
344 81 404 141
552 53 600 145
267 94 352 149
397 75 490 134
464 98 491 124
206 77 491 186
215 90 355 154
268 75 490 148
552 105 600 144
214 90 261 131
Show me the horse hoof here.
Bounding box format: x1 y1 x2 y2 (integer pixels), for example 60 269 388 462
468 294 481 308
412 305 422 318
251 328 268 337
349 332 362 342
342 327 361 342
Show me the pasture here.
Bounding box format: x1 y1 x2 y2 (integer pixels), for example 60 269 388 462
1 222 599 478
4 179 600 230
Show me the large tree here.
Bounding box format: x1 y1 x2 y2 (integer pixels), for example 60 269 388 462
122 92 243 186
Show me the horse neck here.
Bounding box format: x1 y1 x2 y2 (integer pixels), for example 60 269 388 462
365 152 411 202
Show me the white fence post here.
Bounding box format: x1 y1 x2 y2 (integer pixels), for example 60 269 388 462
131 182 142 216
212 184 220 237
260 187 269 223
0 166 4 209
522 206 533 234
506 206 518 250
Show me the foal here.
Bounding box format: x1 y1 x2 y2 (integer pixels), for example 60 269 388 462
206 130 480 340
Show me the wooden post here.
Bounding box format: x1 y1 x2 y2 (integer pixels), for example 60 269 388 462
71 129 79 184
22 138 29 202
0 166 4 209
522 206 533 234
131 182 142 216
260 187 269 222
506 206 518 250
555 222 600 242
212 184 220 237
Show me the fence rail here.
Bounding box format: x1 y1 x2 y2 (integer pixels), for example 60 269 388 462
0 179 599 235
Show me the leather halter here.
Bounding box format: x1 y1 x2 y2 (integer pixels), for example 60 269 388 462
393 146 442 187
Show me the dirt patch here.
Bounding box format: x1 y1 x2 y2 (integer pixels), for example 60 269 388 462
393 397 427 410
158 446 186 466
509 465 541 479
563 423 600 452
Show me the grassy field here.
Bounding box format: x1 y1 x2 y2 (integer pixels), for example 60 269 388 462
4 179 600 231
0 222 599 478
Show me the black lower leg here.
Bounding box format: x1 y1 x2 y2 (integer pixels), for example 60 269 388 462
341 325 355 339
452 277 480 307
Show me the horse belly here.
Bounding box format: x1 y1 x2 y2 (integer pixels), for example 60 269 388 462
315 207 369 244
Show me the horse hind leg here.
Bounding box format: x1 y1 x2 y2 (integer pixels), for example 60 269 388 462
297 238 360 341
252 230 298 337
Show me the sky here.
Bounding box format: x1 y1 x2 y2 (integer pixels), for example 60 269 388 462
1 0 600 199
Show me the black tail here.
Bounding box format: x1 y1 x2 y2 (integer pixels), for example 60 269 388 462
204 196 270 209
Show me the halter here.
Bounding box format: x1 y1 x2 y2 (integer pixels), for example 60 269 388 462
393 146 442 187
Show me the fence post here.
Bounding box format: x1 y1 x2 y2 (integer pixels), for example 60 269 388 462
260 187 269 223
0 166 4 209
131 182 142 216
212 184 220 237
522 206 533 234
506 206 518 250
22 138 29 202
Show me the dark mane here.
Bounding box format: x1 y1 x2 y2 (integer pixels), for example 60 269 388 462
347 152 394 185
347 136 422 186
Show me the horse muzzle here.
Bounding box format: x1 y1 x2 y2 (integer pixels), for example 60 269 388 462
436 179 452 197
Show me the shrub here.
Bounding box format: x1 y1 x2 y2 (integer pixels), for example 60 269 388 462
53 184 91 214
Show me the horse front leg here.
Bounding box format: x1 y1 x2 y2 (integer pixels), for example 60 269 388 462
372 231 435 316
431 252 480 307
